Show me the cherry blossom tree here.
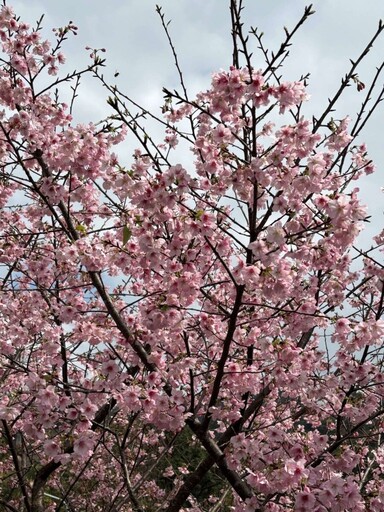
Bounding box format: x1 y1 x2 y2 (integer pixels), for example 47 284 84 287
1 1 384 511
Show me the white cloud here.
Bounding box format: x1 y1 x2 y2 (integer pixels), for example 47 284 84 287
10 0 384 242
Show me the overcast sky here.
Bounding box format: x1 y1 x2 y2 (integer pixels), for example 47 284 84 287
9 0 384 246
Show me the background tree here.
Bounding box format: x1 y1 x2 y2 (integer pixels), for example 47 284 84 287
0 1 384 511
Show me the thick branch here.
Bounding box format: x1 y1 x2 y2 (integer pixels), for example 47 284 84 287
188 420 254 502
31 399 116 510
1 421 31 512
202 284 245 429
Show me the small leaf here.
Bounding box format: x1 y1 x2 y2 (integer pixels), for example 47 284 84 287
123 226 132 245
193 209 204 221
75 224 87 234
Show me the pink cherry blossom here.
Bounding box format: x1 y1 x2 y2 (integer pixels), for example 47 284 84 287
0 2 383 511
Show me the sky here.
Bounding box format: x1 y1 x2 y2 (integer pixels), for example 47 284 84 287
9 0 384 247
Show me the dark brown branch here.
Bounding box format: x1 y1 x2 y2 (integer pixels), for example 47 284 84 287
202 284 245 430
165 456 216 512
31 399 116 510
1 421 31 512
187 420 255 502
313 19 384 133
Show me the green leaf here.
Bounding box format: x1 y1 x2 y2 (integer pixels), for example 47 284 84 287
123 226 132 245
193 209 204 221
75 224 87 234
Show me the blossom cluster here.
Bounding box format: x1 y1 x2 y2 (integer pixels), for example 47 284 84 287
0 3 383 512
